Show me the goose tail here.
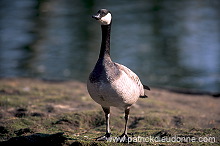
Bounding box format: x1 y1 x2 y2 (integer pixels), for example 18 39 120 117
140 95 148 98
140 84 150 98
143 84 150 90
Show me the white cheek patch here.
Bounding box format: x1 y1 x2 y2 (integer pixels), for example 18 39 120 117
99 13 112 25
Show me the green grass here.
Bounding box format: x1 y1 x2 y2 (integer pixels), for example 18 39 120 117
0 78 219 145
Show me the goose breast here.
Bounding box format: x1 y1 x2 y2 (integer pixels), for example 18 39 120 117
87 63 144 108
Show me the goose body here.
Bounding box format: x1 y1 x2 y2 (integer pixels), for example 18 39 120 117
87 61 146 108
87 9 150 141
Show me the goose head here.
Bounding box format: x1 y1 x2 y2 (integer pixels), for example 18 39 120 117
92 9 112 25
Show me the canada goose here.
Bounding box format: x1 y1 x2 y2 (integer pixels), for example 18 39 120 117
87 9 150 141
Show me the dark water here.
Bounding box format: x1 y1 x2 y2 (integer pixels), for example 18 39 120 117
0 0 220 93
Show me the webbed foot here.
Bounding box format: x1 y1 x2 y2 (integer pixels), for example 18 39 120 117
96 133 111 141
117 133 129 143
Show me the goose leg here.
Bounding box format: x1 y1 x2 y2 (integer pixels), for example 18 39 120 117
96 106 111 141
118 108 130 142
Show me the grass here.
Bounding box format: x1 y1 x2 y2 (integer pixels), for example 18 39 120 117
0 78 219 145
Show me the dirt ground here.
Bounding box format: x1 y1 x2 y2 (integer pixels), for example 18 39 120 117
0 78 219 145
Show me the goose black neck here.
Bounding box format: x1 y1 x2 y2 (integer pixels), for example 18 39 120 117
99 24 111 59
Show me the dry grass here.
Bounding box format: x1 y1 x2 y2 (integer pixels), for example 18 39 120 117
0 78 219 145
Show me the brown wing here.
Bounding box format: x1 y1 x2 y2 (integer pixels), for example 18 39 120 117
114 63 149 97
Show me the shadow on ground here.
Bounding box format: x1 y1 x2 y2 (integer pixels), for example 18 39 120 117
0 133 66 146
0 78 220 145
